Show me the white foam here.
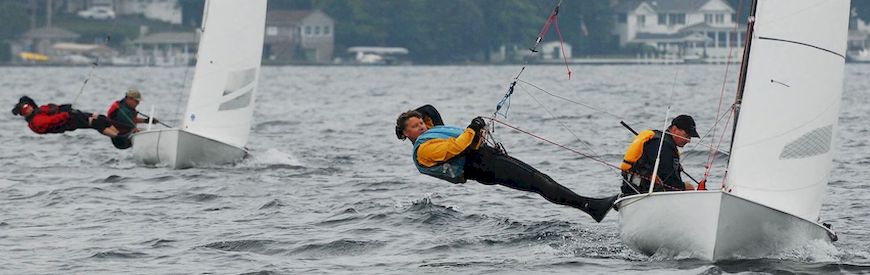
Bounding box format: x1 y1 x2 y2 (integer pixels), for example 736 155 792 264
241 148 304 168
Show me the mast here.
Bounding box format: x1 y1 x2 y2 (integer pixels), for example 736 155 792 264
727 0 759 161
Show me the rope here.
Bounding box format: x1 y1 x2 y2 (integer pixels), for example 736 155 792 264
71 15 121 106
489 117 681 192
703 0 746 183
494 0 568 119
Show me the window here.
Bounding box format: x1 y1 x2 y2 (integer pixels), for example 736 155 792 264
637 15 646 26
266 26 278 36
658 13 667 25
669 13 685 25
324 26 330 35
707 32 716 47
718 32 727 48
715 14 724 24
705 14 713 24
617 13 627 23
732 13 737 23
729 32 738 47
305 26 311 35
315 26 321 35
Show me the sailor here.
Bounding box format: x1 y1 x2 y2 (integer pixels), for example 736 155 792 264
11 96 121 138
396 105 618 222
620 114 703 195
106 89 159 149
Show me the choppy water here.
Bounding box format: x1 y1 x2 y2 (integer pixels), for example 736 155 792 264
1 64 868 274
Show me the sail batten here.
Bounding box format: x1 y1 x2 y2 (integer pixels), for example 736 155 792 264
725 0 849 222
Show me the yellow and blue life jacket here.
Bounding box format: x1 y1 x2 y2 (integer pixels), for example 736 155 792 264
412 126 467 183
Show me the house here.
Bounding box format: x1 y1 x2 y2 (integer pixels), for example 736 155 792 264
131 31 198 66
848 9 870 62
14 27 81 58
264 10 334 63
116 0 182 24
612 0 745 61
540 41 572 60
65 0 181 24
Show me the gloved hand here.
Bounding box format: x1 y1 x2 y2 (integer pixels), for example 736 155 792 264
58 104 72 112
467 116 485 133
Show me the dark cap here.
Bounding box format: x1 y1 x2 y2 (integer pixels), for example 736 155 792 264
671 114 699 138
11 96 37 116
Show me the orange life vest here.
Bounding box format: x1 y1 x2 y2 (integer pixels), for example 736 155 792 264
620 129 656 171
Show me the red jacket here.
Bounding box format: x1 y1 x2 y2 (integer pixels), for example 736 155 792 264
27 104 70 134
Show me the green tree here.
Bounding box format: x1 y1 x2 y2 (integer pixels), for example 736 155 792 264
0 1 30 41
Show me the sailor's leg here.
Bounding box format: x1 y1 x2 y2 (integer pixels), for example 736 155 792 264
465 145 617 222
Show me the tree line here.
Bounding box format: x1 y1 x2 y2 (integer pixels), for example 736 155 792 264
3 0 870 63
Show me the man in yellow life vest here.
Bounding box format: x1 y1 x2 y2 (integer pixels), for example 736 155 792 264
620 115 702 194
620 115 699 195
396 105 619 222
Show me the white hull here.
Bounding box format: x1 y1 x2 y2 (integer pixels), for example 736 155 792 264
616 190 836 261
131 129 247 169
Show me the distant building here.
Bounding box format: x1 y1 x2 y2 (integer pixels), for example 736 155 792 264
612 0 745 61
132 32 198 66
264 10 334 63
66 0 182 24
14 27 81 57
116 0 182 24
540 41 572 60
848 8 870 62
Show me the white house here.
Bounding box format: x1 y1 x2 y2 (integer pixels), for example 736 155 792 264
612 0 745 60
116 0 182 24
540 41 572 60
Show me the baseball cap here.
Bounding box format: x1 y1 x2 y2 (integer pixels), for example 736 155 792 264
671 114 699 138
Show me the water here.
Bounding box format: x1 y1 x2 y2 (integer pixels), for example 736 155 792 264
1 65 868 274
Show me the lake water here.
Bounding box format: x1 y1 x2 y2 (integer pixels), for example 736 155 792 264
1 64 868 274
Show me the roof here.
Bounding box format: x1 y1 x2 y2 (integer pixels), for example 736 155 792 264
614 0 715 13
635 32 711 42
347 47 409 55
133 32 198 44
267 10 332 26
680 22 744 32
51 42 115 53
22 27 80 40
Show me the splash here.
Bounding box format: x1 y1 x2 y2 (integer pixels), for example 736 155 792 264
239 148 304 168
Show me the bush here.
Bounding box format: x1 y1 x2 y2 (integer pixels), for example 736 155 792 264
0 42 10 62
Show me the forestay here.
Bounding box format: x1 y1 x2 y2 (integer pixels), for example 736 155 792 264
725 0 850 222
181 0 267 148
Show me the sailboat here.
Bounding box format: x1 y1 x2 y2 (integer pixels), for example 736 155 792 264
131 0 268 169
615 0 850 261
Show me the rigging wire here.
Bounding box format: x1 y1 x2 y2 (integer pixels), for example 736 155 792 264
702 0 746 185
493 0 568 120
71 13 122 106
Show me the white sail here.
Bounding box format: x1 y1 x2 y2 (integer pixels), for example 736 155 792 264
725 0 850 222
181 0 267 148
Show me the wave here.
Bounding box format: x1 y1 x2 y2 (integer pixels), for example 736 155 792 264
200 239 284 255
239 148 305 169
89 250 148 259
289 239 386 257
258 199 286 210
186 193 220 202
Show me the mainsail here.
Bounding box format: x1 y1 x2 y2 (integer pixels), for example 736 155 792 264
181 0 267 148
726 0 850 222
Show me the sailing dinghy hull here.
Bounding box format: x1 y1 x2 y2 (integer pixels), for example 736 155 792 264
131 129 247 169
616 190 835 261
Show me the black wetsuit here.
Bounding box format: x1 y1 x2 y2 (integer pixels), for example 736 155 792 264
463 144 613 217
413 105 616 221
